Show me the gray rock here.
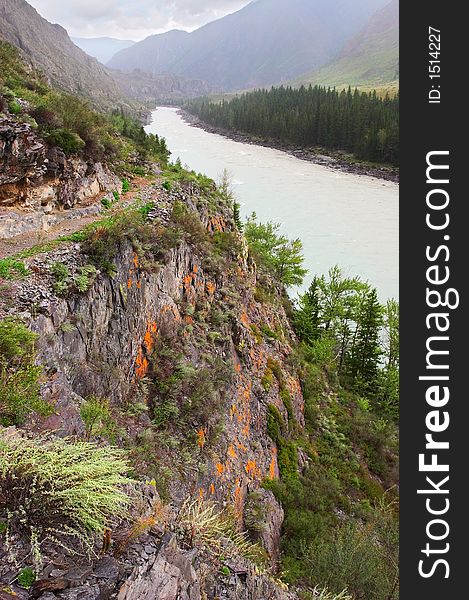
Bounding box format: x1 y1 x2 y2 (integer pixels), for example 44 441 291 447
117 534 201 600
94 557 120 580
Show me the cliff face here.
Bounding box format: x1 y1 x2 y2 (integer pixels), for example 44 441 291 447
0 178 302 599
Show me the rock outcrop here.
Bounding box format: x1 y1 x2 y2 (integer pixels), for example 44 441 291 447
0 118 121 238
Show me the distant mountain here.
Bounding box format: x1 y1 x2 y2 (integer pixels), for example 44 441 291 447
72 37 135 65
110 68 221 104
0 0 124 110
293 0 399 90
108 0 389 91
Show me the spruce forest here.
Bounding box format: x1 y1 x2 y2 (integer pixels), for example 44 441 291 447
186 86 399 165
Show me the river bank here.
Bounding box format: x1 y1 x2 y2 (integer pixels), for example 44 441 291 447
178 109 399 183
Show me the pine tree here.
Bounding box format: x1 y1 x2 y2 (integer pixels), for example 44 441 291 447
348 287 384 396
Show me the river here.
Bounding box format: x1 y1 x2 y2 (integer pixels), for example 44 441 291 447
145 107 399 301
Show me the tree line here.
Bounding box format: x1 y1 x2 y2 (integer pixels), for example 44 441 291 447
294 266 399 420
186 85 399 165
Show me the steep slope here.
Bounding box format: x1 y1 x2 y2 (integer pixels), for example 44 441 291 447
0 0 124 110
293 0 399 90
72 36 136 65
108 0 389 91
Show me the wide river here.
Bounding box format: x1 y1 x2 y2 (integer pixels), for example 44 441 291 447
146 107 399 301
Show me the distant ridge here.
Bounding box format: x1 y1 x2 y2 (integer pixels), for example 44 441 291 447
72 37 136 65
108 0 388 91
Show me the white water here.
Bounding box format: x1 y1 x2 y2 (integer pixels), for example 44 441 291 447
146 107 399 301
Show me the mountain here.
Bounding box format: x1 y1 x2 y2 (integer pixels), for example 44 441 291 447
72 36 135 65
293 0 399 90
110 68 222 104
108 0 389 91
0 0 124 110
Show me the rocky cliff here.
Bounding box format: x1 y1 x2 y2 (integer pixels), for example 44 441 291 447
0 174 303 599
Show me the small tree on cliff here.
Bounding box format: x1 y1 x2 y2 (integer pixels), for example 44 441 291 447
244 213 307 287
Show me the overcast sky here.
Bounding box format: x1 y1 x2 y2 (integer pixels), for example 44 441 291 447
27 0 252 41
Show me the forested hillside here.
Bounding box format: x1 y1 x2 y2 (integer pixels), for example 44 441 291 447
186 86 399 166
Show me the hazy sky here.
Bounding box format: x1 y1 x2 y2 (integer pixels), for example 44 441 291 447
27 0 252 40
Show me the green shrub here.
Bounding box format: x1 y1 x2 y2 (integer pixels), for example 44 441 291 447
278 441 298 480
280 388 294 421
8 100 21 114
51 262 70 280
162 180 172 191
51 262 70 295
113 190 120 202
80 396 116 440
303 519 398 600
122 178 130 193
0 257 29 279
267 404 285 445
260 324 279 340
74 264 98 293
101 196 113 209
171 201 208 247
261 368 274 392
17 567 36 588
177 498 265 566
46 128 85 155
0 432 134 554
0 318 51 426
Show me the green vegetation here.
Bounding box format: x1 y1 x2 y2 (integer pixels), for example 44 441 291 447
244 213 307 287
148 337 233 431
260 267 399 598
0 41 170 167
80 396 117 441
0 257 29 279
51 262 98 295
294 266 399 419
17 567 36 588
186 86 399 165
0 318 52 426
177 498 266 567
0 432 134 555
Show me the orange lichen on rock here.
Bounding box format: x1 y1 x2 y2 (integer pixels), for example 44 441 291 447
245 459 262 480
228 445 238 460
206 281 216 295
127 278 133 289
215 463 225 476
199 488 204 499
240 312 250 327
135 348 149 379
269 447 278 479
133 253 139 268
207 215 226 233
143 322 158 353
197 427 207 448
210 483 215 495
